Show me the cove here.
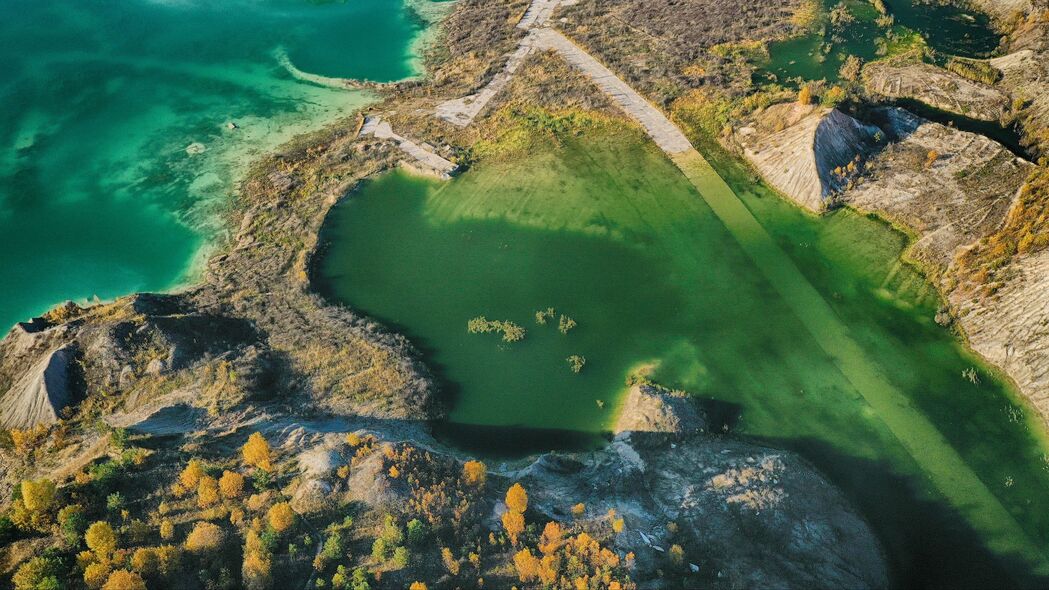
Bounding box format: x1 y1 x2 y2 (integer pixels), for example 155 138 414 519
316 122 1049 587
0 0 432 332
759 0 1000 84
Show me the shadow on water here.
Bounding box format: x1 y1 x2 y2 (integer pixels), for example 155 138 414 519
430 422 610 458
881 99 1034 161
755 435 1049 590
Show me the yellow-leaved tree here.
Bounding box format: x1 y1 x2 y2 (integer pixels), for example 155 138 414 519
462 460 487 487
85 521 117 560
505 483 528 514
101 569 146 590
219 470 245 499
242 432 273 471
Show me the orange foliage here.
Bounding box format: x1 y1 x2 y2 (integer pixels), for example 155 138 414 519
101 569 146 590
462 460 487 486
267 502 295 533
219 470 245 499
539 521 563 555
502 510 525 546
505 483 528 514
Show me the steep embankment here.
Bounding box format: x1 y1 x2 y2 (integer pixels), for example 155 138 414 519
734 101 1049 424
735 103 882 211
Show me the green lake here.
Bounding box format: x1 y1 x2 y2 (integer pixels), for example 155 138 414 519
316 122 1049 587
759 0 1001 83
0 0 431 331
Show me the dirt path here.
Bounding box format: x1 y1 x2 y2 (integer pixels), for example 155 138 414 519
359 116 458 178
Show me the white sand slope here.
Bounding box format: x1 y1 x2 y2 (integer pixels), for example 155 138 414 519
0 343 76 429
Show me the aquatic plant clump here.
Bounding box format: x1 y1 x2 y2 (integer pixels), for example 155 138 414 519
558 315 578 334
467 316 527 343
535 307 556 325
567 355 587 373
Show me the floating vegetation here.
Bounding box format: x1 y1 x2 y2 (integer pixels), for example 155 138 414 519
596 399 605 409
535 307 556 325
963 367 980 385
567 355 586 374
467 316 526 343
558 314 577 335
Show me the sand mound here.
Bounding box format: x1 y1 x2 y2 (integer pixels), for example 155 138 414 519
737 104 882 211
0 344 76 429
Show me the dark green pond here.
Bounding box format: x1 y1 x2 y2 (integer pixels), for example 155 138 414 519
317 123 1049 587
759 0 1000 83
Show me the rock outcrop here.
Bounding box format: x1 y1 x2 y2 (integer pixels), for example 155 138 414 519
847 108 1032 269
0 343 77 429
864 61 1011 122
736 104 882 211
517 393 888 589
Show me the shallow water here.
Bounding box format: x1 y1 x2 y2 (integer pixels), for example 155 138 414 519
760 0 1000 83
317 126 1049 587
0 0 427 331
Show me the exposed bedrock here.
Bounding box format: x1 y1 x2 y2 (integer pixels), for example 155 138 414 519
271 387 887 590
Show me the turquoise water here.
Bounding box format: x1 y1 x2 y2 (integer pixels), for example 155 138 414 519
0 0 427 331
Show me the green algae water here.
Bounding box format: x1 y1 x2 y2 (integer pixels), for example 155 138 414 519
0 0 432 332
759 0 1000 83
317 123 1049 587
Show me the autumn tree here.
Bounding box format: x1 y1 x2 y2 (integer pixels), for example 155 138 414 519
85 521 117 560
12 557 60 590
243 528 273 590
84 562 111 589
539 521 563 555
267 502 295 533
669 544 685 565
197 475 220 508
462 460 487 487
101 569 146 590
242 432 274 471
219 470 246 499
160 519 174 540
13 478 57 531
409 583 428 590
131 548 160 577
501 510 525 546
571 503 586 517
798 84 813 105
185 521 225 552
839 55 863 81
925 150 939 169
513 548 541 582
505 483 528 514
441 547 460 576
178 459 205 494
